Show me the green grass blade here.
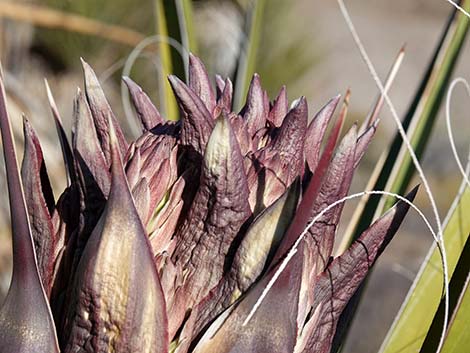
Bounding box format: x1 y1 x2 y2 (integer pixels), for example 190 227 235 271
419 233 470 352
332 6 469 351
379 0 470 212
154 0 197 120
339 0 470 252
378 183 470 353
176 0 198 55
233 0 266 111
440 274 470 353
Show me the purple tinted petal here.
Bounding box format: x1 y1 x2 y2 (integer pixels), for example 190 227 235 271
243 74 267 137
168 75 214 155
81 59 128 161
268 85 288 127
185 182 300 341
72 89 110 197
21 117 57 296
62 117 168 353
272 97 348 266
215 74 225 97
304 124 358 272
193 249 304 353
123 76 163 131
189 53 216 114
45 80 76 184
301 187 418 353
169 114 251 335
354 120 378 168
305 95 341 172
0 75 60 353
269 96 308 184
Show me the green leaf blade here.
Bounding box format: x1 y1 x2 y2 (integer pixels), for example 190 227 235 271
155 0 197 120
379 185 470 353
440 278 470 353
233 0 267 111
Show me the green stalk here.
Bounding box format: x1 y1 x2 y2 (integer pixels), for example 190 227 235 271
177 0 198 55
154 0 197 120
233 0 266 111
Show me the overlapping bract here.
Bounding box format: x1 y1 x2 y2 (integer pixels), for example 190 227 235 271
0 54 416 353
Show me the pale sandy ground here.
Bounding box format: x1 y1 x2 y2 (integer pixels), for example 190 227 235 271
0 1 469 352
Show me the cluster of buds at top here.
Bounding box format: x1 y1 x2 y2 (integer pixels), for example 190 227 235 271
0 54 415 353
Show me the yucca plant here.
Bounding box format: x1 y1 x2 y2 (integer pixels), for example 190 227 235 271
0 53 416 353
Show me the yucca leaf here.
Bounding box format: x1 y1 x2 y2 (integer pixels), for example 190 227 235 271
155 0 181 121
340 0 470 251
440 270 470 353
332 4 470 350
419 233 470 352
0 72 60 353
378 184 470 353
233 0 267 111
380 0 470 212
176 0 198 55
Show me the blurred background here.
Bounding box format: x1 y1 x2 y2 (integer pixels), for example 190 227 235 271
0 1 468 352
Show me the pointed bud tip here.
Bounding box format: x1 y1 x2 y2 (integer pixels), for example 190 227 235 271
407 184 420 201
79 57 89 70
122 76 138 89
167 74 181 87
252 73 261 84
344 89 351 103
188 52 197 62
44 79 52 99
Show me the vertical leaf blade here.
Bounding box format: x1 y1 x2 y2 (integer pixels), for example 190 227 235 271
233 0 267 111
154 0 197 120
155 0 180 120
340 0 470 251
440 276 470 353
378 185 470 353
380 0 470 211
0 72 59 353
